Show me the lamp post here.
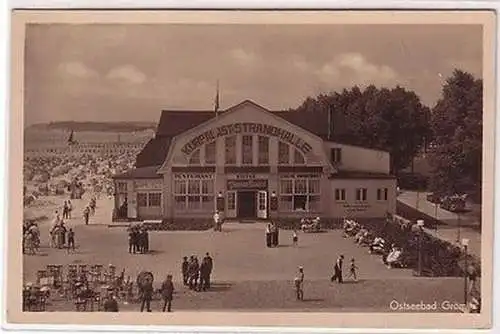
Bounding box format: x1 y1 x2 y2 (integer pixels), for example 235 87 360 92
417 219 425 276
462 238 470 307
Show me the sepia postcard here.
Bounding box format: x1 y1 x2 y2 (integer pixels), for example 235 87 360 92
6 9 496 330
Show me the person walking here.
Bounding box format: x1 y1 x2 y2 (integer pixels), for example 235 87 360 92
68 200 73 219
265 223 272 248
181 257 189 286
160 274 174 312
331 255 344 284
83 206 90 225
347 258 358 282
128 228 135 254
294 266 305 301
292 229 298 247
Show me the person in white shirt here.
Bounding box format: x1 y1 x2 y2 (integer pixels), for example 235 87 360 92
294 266 305 300
213 211 221 232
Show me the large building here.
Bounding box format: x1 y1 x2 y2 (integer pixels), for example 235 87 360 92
112 100 396 222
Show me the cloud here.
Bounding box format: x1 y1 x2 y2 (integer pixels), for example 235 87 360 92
230 48 258 66
315 53 398 87
58 61 98 79
107 64 146 85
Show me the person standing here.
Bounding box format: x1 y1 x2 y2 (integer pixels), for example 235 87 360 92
160 274 174 312
204 252 213 288
294 266 305 301
144 229 149 253
199 258 210 292
213 211 221 232
67 228 75 253
265 224 272 248
140 281 153 312
62 201 69 219
181 257 189 286
83 206 90 225
292 229 298 247
331 255 344 284
68 200 73 219
128 228 135 254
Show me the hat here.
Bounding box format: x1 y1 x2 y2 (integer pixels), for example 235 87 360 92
298 266 303 269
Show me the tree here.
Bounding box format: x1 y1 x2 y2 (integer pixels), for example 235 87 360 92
291 85 431 173
428 70 482 200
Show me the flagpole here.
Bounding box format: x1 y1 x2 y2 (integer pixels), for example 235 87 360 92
214 80 220 215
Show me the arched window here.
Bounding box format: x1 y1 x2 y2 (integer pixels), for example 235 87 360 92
278 141 290 165
205 141 216 165
293 149 305 165
188 149 201 165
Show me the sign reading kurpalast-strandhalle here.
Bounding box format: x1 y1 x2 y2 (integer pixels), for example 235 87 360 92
181 122 313 156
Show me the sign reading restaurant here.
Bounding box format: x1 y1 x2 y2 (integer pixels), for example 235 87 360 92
181 122 313 156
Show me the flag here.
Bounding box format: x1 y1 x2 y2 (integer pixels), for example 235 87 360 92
214 80 220 116
67 130 75 145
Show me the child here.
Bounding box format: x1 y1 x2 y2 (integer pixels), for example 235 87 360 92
292 229 298 246
348 258 358 281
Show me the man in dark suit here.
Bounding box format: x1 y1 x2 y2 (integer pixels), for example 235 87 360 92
204 252 213 288
140 281 154 312
160 275 174 312
331 255 344 283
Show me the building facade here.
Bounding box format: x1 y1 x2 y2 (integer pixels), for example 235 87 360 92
112 100 396 222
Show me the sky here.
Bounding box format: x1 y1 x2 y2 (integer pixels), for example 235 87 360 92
24 23 482 126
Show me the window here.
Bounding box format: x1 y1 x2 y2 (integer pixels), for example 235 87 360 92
331 148 342 164
138 192 161 207
356 188 368 201
242 135 253 165
258 136 269 165
293 149 305 165
188 149 201 165
148 193 161 207
117 182 127 193
205 142 216 165
278 141 290 165
173 176 214 211
377 188 388 201
225 136 237 165
335 188 346 201
279 176 321 212
137 193 148 207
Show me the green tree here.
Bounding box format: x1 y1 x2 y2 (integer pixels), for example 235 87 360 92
292 85 431 173
428 70 482 200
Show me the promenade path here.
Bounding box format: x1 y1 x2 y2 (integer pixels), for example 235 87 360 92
397 191 481 258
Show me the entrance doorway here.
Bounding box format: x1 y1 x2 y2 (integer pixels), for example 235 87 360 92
237 191 257 218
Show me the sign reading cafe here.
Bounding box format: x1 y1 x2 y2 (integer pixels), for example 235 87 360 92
181 122 313 156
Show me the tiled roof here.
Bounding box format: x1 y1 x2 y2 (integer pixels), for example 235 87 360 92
135 137 171 168
112 165 162 179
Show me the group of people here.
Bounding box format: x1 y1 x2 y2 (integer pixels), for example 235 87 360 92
49 211 76 251
62 200 73 219
343 219 405 268
265 222 280 247
23 221 40 255
127 224 150 254
181 253 214 292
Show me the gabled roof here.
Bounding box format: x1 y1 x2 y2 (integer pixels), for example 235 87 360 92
135 137 171 168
